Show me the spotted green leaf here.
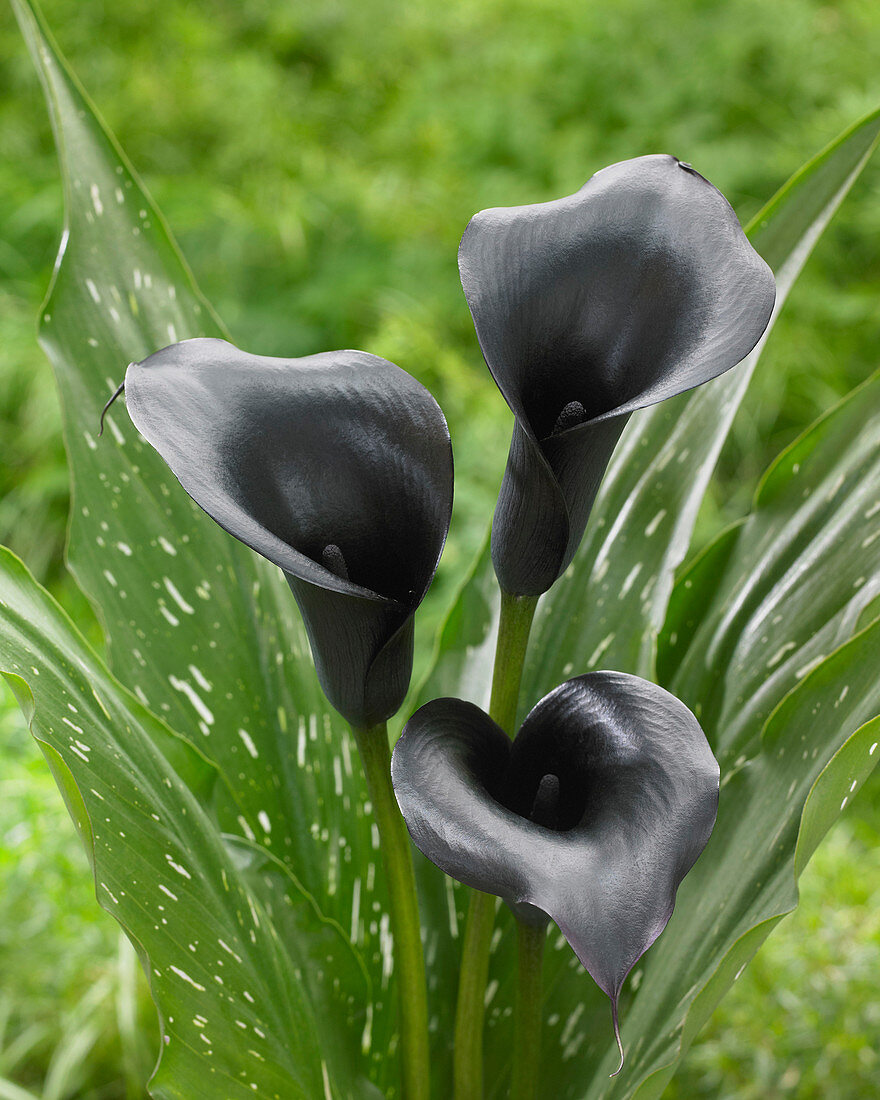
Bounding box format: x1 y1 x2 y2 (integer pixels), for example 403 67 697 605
0 545 377 1099
661 369 880 765
10 0 397 1091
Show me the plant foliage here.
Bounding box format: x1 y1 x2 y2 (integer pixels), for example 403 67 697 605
2 1 879 1097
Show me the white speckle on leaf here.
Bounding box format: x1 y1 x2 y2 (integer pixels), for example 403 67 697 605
587 632 615 667
560 1004 584 1047
297 717 307 767
620 563 642 598
795 655 825 680
163 578 195 615
645 509 667 536
445 876 459 938
218 939 243 962
188 664 212 692
159 606 180 627
766 641 796 669
169 967 205 991
350 877 361 943
168 676 214 725
165 855 192 879
238 729 259 759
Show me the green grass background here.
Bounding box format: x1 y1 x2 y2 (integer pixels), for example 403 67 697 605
0 0 878 1095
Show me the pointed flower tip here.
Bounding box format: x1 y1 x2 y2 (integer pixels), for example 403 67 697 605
98 378 126 437
122 337 453 727
392 671 719 1012
609 999 625 1077
462 154 776 595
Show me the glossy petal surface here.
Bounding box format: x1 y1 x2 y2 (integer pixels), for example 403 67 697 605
125 337 453 726
392 672 719 1015
459 155 776 594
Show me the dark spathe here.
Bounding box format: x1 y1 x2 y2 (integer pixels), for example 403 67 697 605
459 155 776 595
391 672 719 1061
123 337 453 728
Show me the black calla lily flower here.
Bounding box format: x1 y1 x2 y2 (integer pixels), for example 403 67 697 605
459 155 776 596
122 337 453 728
391 672 719 1064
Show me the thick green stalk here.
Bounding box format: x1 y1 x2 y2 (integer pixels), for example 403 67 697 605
511 921 546 1100
452 889 497 1100
488 591 540 734
453 590 538 1100
352 722 430 1100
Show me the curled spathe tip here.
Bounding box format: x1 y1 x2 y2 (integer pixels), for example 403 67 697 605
98 377 126 436
609 999 624 1077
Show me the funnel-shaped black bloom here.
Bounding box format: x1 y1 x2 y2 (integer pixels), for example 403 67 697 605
123 337 453 728
459 155 776 595
391 672 718 1059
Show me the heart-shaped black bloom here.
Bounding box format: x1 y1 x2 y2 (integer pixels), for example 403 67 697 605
459 155 776 596
391 672 719 1056
122 337 453 728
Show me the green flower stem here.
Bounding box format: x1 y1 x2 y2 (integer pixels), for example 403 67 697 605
488 591 540 735
452 889 497 1100
511 921 546 1100
352 722 430 1100
453 590 539 1100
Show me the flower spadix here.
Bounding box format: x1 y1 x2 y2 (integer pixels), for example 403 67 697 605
391 672 719 1063
122 337 453 728
459 155 776 595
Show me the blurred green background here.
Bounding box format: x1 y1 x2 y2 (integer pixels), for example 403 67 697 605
0 0 878 1096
